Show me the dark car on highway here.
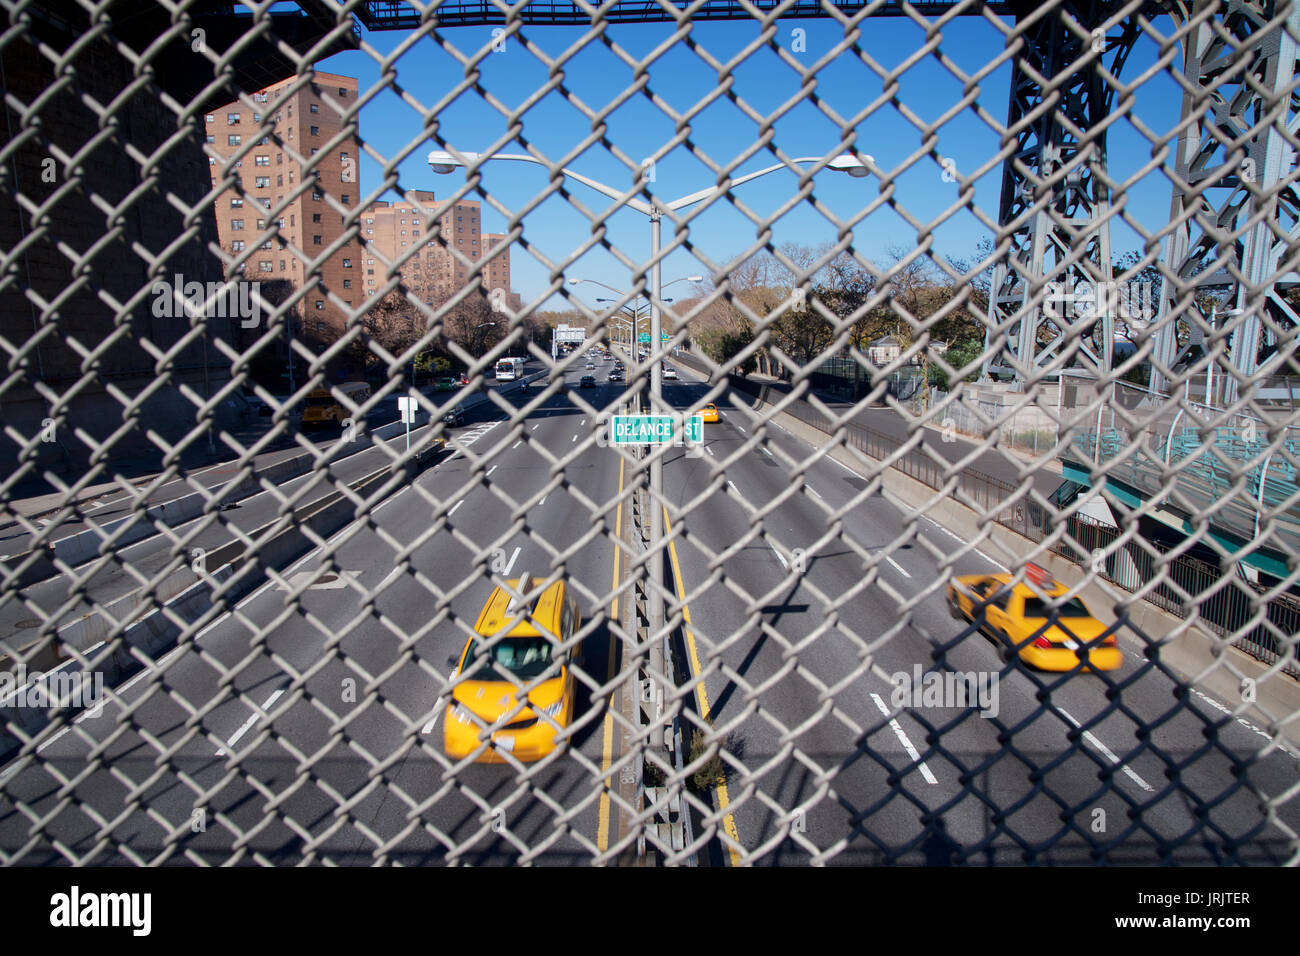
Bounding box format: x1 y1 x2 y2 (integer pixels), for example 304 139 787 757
443 404 466 426
580 375 596 388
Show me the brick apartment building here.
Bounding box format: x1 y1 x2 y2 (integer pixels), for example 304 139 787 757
208 73 519 359
361 193 520 314
207 71 361 344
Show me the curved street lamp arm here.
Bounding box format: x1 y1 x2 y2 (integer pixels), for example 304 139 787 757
664 156 861 211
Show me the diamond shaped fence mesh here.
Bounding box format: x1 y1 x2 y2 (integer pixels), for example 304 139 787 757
0 0 1298 866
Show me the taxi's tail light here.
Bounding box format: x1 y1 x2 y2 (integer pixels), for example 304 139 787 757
1101 635 1117 646
1033 636 1053 649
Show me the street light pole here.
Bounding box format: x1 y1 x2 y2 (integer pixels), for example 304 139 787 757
431 148 871 652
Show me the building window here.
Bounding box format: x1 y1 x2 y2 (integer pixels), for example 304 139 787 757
253 113 261 124
255 176 270 188
280 259 286 271
261 240 272 250
343 279 352 289
315 302 324 311
257 219 265 229
338 87 347 97
312 213 321 223
205 114 214 123
232 240 245 252
227 112 240 125
277 153 283 164
259 261 273 272
367 269 374 275
341 194 350 205
401 230 406 236
310 148 318 156
310 126 319 136
309 103 319 113
228 134 241 146
342 258 352 268
230 198 243 208
255 155 270 166
206 134 215 144
312 190 322 201
313 235 322 245
231 219 244 231
277 175 283 187
340 151 349 162
317 321 326 331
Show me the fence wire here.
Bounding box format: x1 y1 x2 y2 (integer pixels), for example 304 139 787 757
1 0 1298 866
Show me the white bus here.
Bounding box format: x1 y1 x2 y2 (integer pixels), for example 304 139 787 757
495 356 525 381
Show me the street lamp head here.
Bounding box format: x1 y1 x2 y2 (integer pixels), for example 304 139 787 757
828 153 872 178
428 149 478 174
687 275 704 282
568 278 584 285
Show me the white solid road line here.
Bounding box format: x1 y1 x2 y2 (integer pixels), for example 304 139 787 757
512 440 521 449
502 546 522 576
572 434 577 443
448 499 465 515
1056 707 1154 792
532 424 539 430
761 447 773 457
373 483 412 515
885 555 912 578
870 693 938 785
833 457 867 480
217 687 285 757
487 465 498 476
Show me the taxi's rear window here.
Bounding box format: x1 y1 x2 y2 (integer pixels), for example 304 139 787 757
1023 596 1091 618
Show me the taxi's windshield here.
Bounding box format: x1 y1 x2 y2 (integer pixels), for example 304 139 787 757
465 636 557 681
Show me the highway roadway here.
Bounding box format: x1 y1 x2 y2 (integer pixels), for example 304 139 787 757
1 353 1297 865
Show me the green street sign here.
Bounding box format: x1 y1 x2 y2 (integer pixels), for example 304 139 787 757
611 415 703 446
637 332 651 343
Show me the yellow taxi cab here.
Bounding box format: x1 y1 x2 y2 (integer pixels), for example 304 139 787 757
946 564 1122 672
444 573 582 763
700 403 719 423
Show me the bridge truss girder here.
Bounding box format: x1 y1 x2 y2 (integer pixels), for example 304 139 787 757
1149 0 1300 404
983 2 1147 382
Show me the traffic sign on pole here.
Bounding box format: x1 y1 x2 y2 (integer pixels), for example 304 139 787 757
609 415 702 445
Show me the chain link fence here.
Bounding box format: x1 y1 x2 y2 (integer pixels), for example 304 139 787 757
1 0 1298 866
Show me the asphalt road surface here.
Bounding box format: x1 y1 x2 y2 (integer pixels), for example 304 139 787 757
2 353 1296 865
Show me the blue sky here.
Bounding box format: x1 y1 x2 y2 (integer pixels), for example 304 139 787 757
319 12 1187 311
